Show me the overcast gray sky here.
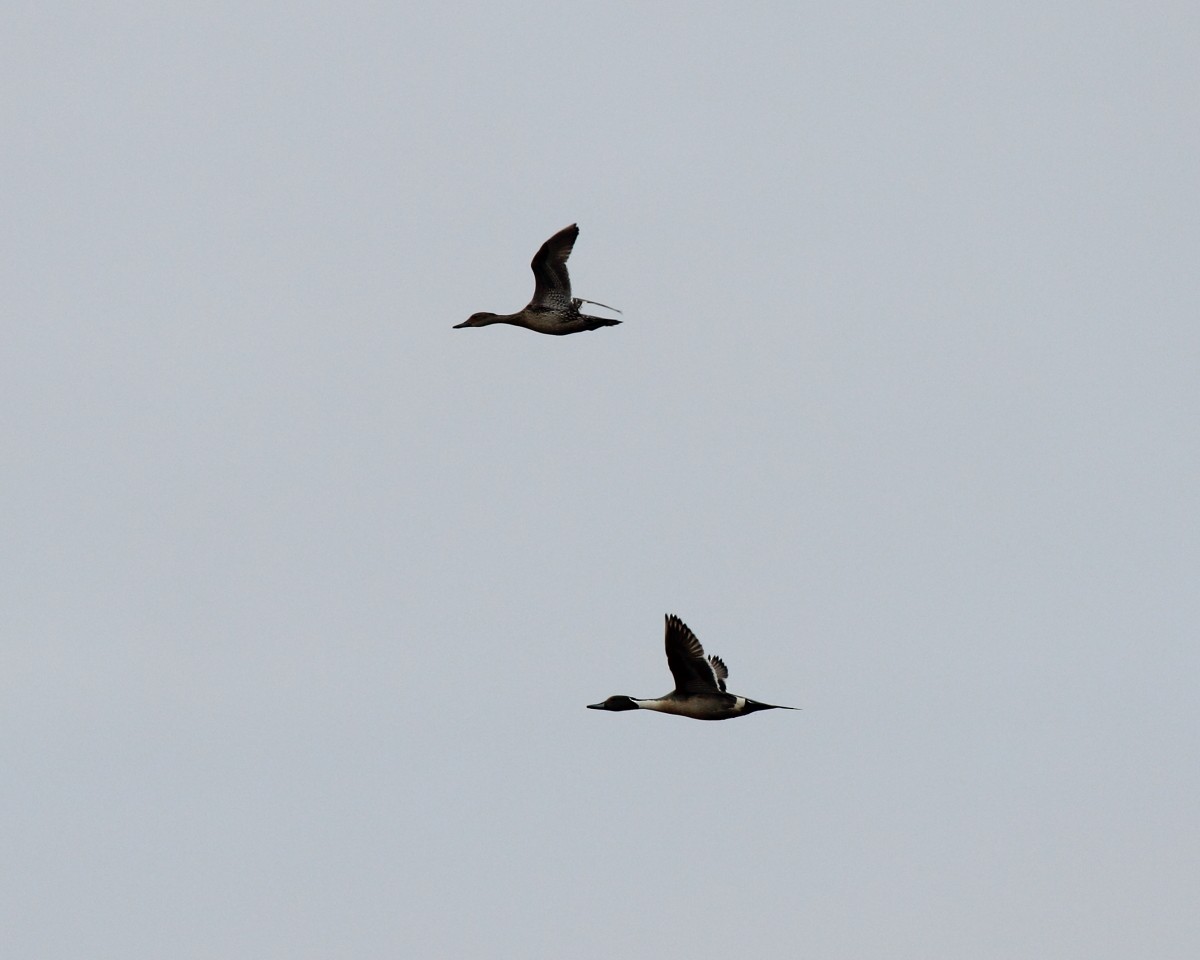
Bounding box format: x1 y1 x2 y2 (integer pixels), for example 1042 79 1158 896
4 2 1198 958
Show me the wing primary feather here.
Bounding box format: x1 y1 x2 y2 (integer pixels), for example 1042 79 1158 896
663 614 724 694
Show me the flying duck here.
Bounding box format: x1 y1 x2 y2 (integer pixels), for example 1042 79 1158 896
454 224 621 335
588 614 799 720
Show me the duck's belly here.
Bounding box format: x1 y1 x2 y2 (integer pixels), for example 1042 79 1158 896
640 696 745 720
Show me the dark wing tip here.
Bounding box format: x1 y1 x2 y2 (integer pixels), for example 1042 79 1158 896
544 223 579 248
664 614 701 652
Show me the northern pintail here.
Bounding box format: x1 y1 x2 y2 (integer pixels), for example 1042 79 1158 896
588 614 799 720
454 224 621 335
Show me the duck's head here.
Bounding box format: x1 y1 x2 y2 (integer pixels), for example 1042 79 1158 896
587 695 640 712
453 311 499 329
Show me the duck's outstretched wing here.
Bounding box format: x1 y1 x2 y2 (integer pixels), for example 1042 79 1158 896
664 614 726 695
529 223 578 310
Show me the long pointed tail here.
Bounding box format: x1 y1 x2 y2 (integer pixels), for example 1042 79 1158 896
580 314 622 330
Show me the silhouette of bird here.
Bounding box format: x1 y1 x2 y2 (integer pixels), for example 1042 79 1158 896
454 224 621 335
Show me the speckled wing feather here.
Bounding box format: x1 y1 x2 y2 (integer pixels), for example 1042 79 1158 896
528 223 578 311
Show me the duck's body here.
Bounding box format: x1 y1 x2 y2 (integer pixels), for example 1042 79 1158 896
455 224 621 336
588 614 798 721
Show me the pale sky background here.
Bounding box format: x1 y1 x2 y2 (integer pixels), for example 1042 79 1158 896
4 3 1198 958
